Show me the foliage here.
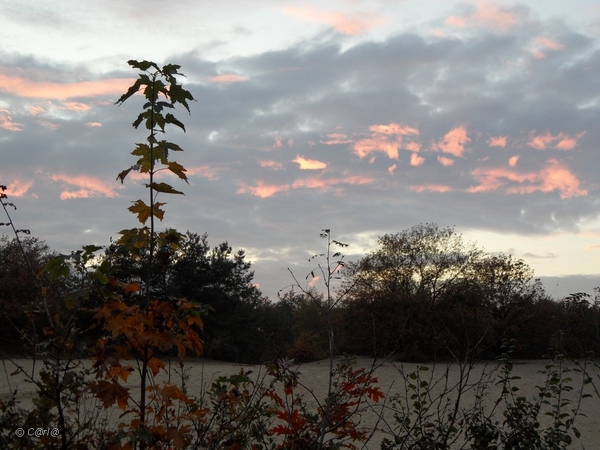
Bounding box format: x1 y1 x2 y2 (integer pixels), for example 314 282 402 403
2 57 600 449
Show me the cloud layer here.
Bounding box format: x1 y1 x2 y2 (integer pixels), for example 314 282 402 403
1 1 599 299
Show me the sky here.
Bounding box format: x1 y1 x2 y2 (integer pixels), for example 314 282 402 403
1 0 599 301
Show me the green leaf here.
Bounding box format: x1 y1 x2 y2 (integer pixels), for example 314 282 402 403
168 83 194 113
165 113 186 132
45 255 70 280
115 79 143 106
117 167 134 184
128 59 160 72
148 182 184 195
82 244 103 254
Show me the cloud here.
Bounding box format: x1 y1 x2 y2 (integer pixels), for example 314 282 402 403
85 122 102 127
410 153 425 166
432 126 470 157
528 132 585 150
468 167 539 193
469 160 587 198
0 74 134 99
437 156 454 166
62 102 91 112
488 136 507 147
388 164 397 175
48 174 121 200
292 155 327 170
508 155 519 167
523 252 558 259
532 36 565 51
186 165 221 180
3 179 33 197
353 123 419 160
410 184 452 193
507 159 588 198
208 74 249 84
0 108 22 131
28 105 46 116
354 138 400 160
237 181 289 198
445 2 523 29
260 160 284 170
283 6 384 35
321 133 353 145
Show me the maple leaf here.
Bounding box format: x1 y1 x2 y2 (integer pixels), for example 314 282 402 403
147 357 165 376
365 386 385 403
91 380 130 410
108 364 134 382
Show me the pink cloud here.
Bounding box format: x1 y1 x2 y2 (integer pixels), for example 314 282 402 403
292 175 374 191
259 160 284 170
0 108 22 131
292 155 327 170
3 179 33 197
528 131 585 150
37 120 59 130
507 159 587 198
62 101 91 112
369 123 419 136
437 156 454 166
488 136 507 147
208 74 249 84
354 137 400 160
410 153 425 167
410 184 452 193
273 136 283 149
532 36 565 51
50 174 120 200
388 164 397 175
283 6 384 35
353 122 419 160
446 2 520 29
28 105 46 116
237 181 289 198
432 126 470 157
469 160 587 198
321 133 353 145
405 141 422 152
0 74 134 100
85 122 102 127
585 245 600 251
508 155 520 167
186 165 220 180
469 167 536 193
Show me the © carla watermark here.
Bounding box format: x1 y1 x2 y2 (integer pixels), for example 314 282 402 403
14 427 60 438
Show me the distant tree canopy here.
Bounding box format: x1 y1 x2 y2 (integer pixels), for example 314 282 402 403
0 235 64 351
336 223 599 360
1 225 599 363
102 231 272 362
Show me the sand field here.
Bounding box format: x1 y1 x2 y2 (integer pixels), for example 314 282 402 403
2 357 599 448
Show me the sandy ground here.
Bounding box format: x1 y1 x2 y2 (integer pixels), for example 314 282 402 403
1 357 599 449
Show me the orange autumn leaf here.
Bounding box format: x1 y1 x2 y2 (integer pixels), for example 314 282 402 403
108 364 134 382
147 357 165 376
91 380 130 410
124 282 141 293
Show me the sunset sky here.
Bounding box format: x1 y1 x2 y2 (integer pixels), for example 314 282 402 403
1 0 599 300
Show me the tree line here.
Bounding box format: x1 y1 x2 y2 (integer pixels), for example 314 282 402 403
2 223 598 363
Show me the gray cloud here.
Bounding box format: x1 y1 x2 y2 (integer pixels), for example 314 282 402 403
1 6 599 301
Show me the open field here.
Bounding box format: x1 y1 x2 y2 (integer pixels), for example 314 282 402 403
2 357 599 449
